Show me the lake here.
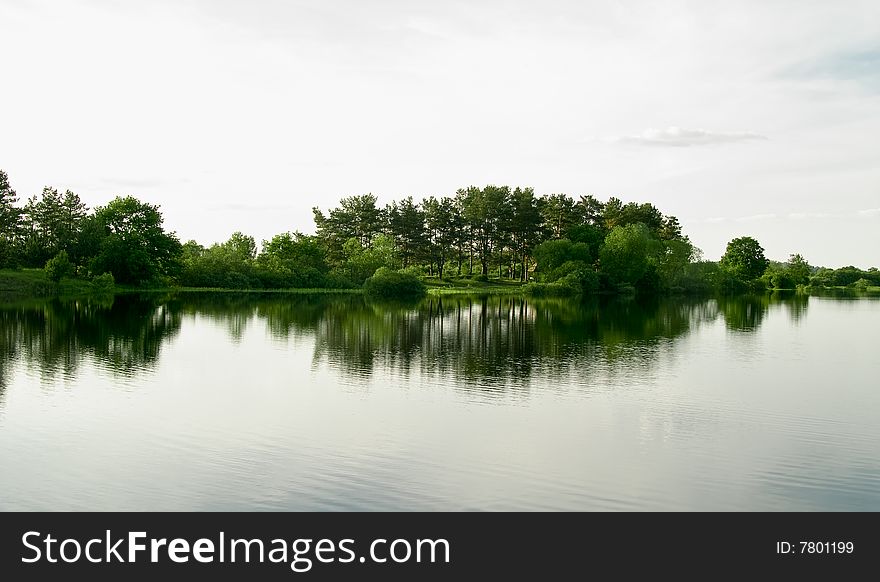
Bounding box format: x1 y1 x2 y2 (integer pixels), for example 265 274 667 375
1 291 878 511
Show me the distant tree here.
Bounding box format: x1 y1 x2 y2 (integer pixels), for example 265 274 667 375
91 196 181 285
386 196 426 268
785 253 811 286
539 193 578 239
253 232 329 288
313 194 385 264
577 194 605 226
423 196 459 279
509 187 543 281
222 232 257 261
720 237 769 280
599 223 658 287
338 234 397 284
565 224 603 263
458 186 509 275
0 170 21 267
657 237 701 290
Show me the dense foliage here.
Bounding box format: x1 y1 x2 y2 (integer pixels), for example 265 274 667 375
363 267 427 299
1 169 876 295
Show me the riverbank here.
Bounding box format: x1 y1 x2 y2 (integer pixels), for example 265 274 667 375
0 269 531 300
0 269 101 299
5 269 876 301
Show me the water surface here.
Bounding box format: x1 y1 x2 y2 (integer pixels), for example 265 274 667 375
1 291 878 510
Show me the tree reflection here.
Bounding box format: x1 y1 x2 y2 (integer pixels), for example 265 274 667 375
0 294 181 386
1 292 814 397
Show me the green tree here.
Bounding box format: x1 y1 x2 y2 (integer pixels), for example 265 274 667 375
338 234 397 284
509 187 543 281
313 194 385 264
255 232 329 288
785 253 811 286
599 223 658 287
720 236 769 280
458 186 507 276
539 193 578 239
386 196 426 268
44 250 74 282
0 170 21 267
91 196 181 285
423 196 459 279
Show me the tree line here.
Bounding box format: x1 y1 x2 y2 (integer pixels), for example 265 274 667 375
1 169 877 294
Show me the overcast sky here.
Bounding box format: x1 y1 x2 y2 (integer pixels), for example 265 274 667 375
1 0 878 267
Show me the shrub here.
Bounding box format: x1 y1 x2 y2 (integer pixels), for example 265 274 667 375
770 271 796 290
808 275 828 288
91 272 115 292
363 267 427 299
524 277 582 297
44 251 74 282
472 273 489 283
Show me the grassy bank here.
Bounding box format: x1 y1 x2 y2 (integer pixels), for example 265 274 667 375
423 277 528 295
0 268 101 299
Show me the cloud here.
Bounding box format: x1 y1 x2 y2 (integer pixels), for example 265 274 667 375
788 212 833 219
858 208 880 216
735 213 777 222
613 126 768 147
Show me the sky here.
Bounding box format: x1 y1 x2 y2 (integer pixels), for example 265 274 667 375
1 0 878 267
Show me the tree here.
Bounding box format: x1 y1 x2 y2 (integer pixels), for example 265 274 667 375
91 196 181 285
386 196 426 268
0 170 21 267
720 237 769 280
313 194 385 264
222 232 257 262
539 193 578 239
509 187 542 281
458 185 508 275
254 232 329 288
44 250 74 282
338 234 397 284
423 196 459 279
599 223 658 287
785 253 811 286
657 237 701 290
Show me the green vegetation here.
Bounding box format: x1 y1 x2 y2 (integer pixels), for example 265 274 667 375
0 169 876 299
363 267 427 299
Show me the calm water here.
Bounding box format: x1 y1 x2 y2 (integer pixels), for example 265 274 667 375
0 291 878 511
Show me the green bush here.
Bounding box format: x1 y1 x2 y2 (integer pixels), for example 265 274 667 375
91 272 115 292
363 267 427 299
524 279 580 296
44 251 74 282
472 273 489 283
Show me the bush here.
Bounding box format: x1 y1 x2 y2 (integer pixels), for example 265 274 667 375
472 273 489 283
44 251 74 282
91 272 115 292
770 271 796 290
363 267 427 299
808 275 828 288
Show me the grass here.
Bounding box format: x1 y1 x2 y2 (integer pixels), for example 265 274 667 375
159 286 363 294
0 268 58 298
1 269 536 299
423 276 529 295
0 268 110 299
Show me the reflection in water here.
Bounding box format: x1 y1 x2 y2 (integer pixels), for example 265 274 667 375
2 290 879 512
0 294 182 386
0 292 812 392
